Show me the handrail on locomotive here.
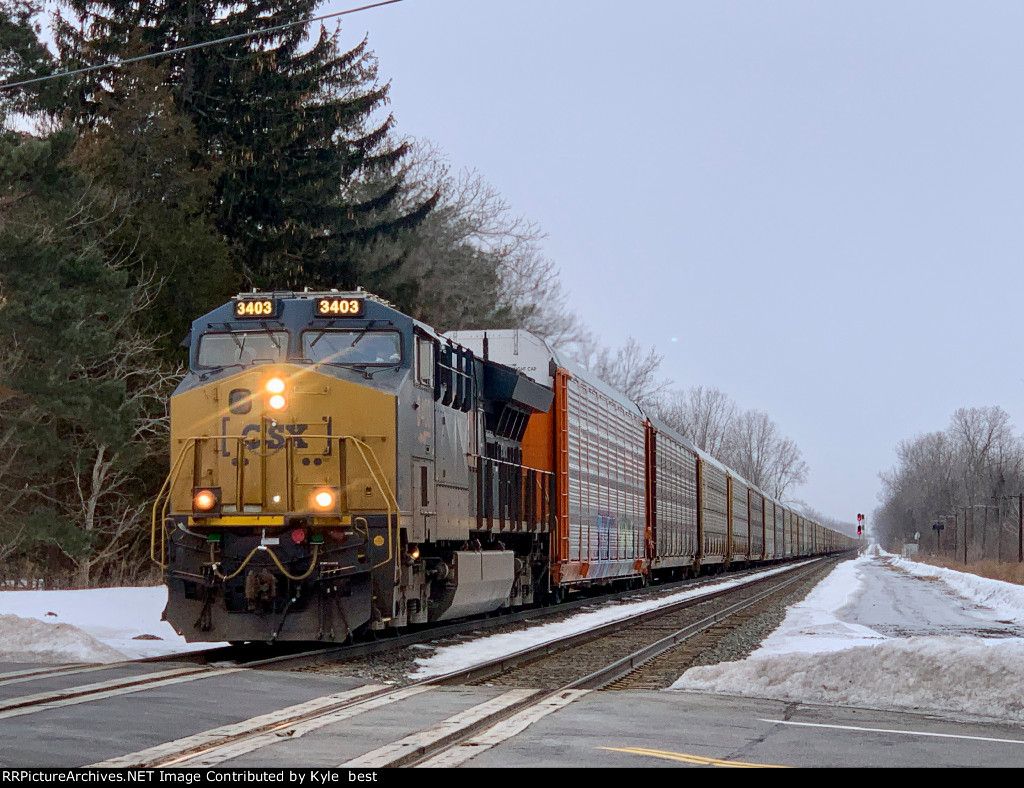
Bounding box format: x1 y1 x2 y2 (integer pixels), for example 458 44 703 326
151 433 398 571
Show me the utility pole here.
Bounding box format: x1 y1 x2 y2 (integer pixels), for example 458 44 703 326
992 494 1023 564
945 514 957 558
964 506 969 564
956 504 1002 565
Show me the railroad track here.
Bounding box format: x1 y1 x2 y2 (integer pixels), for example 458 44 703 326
0 565 753 722
399 557 841 767
81 557 841 769
0 642 348 719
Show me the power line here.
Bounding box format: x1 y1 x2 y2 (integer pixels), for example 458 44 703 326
0 0 406 93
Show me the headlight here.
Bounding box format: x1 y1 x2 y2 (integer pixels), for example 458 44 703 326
313 489 336 510
193 487 221 515
266 377 286 394
266 376 287 410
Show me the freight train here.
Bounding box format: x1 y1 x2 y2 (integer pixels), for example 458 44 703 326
152 289 855 644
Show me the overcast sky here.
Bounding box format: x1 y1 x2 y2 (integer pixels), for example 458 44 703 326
324 0 1024 525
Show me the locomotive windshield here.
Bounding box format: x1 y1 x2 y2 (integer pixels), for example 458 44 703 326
302 329 402 366
196 331 289 368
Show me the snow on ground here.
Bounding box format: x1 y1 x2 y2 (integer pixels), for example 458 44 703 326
408 561 812 679
669 547 1024 722
0 614 127 665
0 586 214 662
3 548 1024 722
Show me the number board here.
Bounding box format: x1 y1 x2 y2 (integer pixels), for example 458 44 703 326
233 298 278 319
315 297 363 317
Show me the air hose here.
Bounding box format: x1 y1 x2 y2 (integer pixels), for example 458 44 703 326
209 542 320 582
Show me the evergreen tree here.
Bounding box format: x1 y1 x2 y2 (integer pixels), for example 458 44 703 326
0 126 169 584
54 0 435 302
69 57 237 356
0 0 56 116
0 57 213 582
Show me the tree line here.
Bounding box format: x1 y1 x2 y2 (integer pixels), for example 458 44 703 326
876 405 1024 560
0 0 825 586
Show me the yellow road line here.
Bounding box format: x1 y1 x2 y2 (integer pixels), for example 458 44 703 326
601 746 789 768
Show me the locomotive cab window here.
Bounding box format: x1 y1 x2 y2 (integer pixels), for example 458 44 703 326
302 329 402 366
196 331 288 369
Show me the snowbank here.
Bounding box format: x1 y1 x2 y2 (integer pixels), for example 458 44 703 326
0 586 210 662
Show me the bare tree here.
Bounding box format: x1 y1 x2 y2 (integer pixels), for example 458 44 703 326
651 388 809 502
575 337 670 408
948 406 1021 506
653 386 738 457
720 409 808 501
58 306 182 586
876 406 1024 554
496 244 592 356
762 433 810 501
388 140 591 352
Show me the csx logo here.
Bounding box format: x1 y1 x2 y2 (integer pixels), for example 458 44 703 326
220 418 318 454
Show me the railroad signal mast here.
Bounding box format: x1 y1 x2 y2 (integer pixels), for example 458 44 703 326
857 513 864 537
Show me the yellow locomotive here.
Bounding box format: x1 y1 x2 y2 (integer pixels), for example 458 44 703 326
153 290 553 643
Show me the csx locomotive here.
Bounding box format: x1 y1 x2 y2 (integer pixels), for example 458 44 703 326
153 289 854 644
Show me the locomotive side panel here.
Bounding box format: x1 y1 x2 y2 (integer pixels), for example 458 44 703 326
429 407 475 540
403 336 437 544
